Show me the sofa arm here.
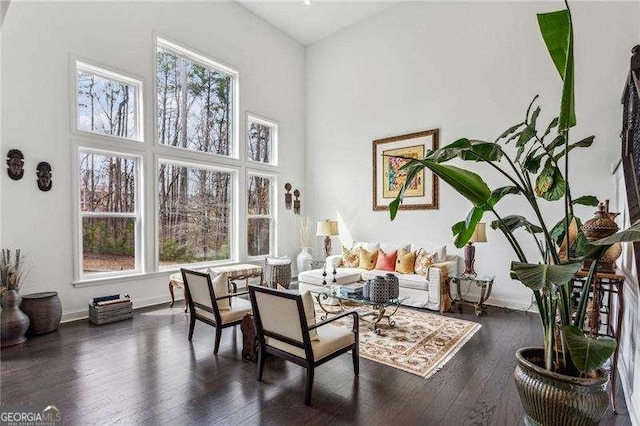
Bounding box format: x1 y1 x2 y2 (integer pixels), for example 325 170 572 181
428 258 458 313
326 255 342 269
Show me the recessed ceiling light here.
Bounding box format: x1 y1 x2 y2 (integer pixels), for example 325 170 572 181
304 0 311 6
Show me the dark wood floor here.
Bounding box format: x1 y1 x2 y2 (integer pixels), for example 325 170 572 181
1 303 632 425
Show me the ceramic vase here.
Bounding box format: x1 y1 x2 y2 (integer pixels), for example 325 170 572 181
385 273 400 299
296 247 313 275
0 290 30 347
370 276 390 303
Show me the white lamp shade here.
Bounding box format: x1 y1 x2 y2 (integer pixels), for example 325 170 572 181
470 222 487 243
316 220 339 236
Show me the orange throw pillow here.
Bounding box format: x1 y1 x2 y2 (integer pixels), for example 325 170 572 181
374 249 397 271
395 248 416 274
358 247 379 270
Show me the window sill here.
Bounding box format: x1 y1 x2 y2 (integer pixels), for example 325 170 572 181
72 271 168 288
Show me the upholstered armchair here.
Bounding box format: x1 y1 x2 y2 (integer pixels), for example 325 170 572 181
181 269 253 354
248 285 359 405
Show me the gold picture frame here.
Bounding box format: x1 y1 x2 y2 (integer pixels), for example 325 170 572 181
372 129 439 211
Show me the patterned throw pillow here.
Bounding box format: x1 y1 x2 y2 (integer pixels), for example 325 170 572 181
414 249 437 276
395 248 417 274
374 249 397 271
341 246 360 268
358 247 379 270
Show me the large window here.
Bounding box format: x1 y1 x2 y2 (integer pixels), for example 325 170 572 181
247 172 275 258
158 161 234 267
247 114 277 165
76 61 142 141
78 150 141 278
156 38 237 156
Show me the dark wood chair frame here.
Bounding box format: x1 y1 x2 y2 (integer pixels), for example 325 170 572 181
248 284 359 406
181 268 250 354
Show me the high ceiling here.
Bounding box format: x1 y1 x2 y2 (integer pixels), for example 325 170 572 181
236 1 398 45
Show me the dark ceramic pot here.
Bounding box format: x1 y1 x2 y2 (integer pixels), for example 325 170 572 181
514 348 609 426
0 290 30 347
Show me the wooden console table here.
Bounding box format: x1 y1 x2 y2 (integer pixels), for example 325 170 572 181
571 269 625 414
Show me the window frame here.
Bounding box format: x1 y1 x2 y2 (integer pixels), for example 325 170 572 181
74 146 144 282
246 113 279 167
73 59 144 143
154 36 240 160
246 170 277 261
155 157 239 271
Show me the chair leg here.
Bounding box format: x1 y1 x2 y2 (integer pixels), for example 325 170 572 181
188 316 195 341
352 347 359 377
257 349 266 382
214 327 222 354
304 367 315 406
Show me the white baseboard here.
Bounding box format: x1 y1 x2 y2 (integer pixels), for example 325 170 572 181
61 295 175 323
619 360 639 425
484 297 538 313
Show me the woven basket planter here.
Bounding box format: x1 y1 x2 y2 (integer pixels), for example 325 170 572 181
264 259 292 289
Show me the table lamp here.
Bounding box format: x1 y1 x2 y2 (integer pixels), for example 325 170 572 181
316 220 339 257
463 222 487 276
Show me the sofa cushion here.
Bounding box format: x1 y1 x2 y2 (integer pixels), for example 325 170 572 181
359 247 378 270
395 273 430 291
395 248 416 274
341 246 359 268
374 249 397 271
411 244 447 262
298 268 362 286
354 241 380 252
415 249 437 276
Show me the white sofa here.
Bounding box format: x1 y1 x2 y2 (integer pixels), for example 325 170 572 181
298 242 459 312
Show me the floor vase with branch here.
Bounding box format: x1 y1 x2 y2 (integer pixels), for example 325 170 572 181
389 3 640 424
1 249 29 347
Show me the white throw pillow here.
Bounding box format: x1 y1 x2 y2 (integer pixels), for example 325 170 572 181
210 271 231 311
354 241 380 252
380 242 411 254
301 291 319 341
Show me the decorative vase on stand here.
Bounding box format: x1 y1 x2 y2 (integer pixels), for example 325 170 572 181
296 247 313 275
1 290 30 347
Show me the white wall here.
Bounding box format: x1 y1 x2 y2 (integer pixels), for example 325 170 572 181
1 1 305 320
305 1 639 309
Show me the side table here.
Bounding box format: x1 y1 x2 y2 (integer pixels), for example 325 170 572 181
449 274 494 316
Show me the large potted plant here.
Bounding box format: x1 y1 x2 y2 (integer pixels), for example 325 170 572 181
389 3 640 424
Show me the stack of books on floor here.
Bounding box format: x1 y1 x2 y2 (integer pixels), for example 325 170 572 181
89 294 133 325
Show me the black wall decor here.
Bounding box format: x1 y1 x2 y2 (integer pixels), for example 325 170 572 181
293 189 301 215
6 149 24 180
36 162 53 192
284 182 292 210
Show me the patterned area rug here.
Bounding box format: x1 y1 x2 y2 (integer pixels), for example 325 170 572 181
315 304 481 378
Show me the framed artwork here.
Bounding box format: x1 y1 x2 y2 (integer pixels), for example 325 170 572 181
372 129 439 211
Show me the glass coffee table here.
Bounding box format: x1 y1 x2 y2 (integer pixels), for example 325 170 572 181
311 286 407 335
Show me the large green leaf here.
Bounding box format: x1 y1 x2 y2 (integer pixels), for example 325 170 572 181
418 160 491 207
554 136 595 161
491 215 543 234
390 157 492 220
537 9 576 130
428 139 503 163
496 122 526 142
541 117 559 141
535 162 566 201
583 220 640 259
563 325 616 374
572 195 599 207
550 215 587 257
511 261 581 291
452 207 485 248
490 186 520 204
